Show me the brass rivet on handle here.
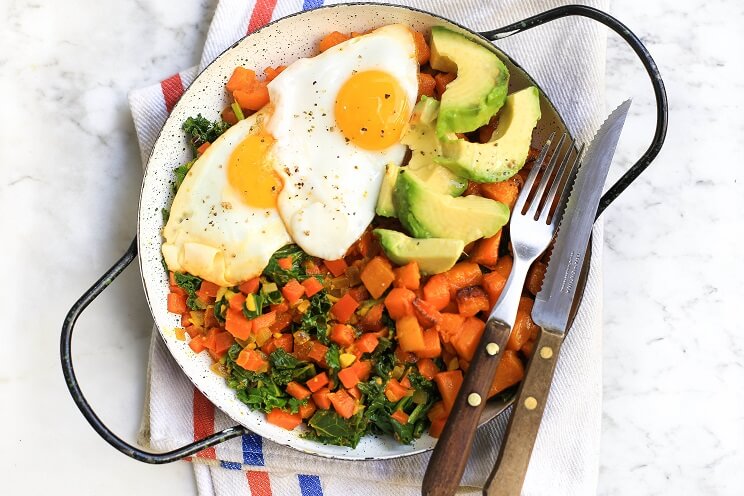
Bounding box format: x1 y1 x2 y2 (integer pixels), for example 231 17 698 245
485 342 500 355
524 397 538 410
467 393 482 407
540 346 554 359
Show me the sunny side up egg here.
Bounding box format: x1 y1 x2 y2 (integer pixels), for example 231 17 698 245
162 110 291 287
268 24 418 260
162 24 418 286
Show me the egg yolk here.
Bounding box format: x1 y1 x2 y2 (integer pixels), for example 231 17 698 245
334 70 409 150
227 131 282 208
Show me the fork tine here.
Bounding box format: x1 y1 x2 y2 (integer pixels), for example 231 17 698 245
538 138 576 223
525 132 566 219
549 143 585 228
513 132 555 214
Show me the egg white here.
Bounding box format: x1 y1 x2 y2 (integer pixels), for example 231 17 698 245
162 111 291 287
267 24 418 261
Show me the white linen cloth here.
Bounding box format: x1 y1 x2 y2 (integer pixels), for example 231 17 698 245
129 1 608 494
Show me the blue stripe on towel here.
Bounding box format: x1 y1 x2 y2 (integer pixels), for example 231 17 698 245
298 474 324 496
242 433 265 466
302 0 324 10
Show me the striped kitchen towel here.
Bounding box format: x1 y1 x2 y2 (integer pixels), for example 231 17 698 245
129 1 608 494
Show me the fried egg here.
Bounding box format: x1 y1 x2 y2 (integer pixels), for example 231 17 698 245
267 24 418 260
162 110 291 287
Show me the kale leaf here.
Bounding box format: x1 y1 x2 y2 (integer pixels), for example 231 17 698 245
260 282 283 305
304 409 368 448
173 272 205 310
173 159 195 193
242 293 265 319
225 345 309 413
268 349 316 386
357 371 439 445
263 244 308 285
300 293 332 344
213 296 227 323
357 379 396 437
269 348 303 369
370 336 395 377
325 344 341 382
235 379 292 413
182 114 230 154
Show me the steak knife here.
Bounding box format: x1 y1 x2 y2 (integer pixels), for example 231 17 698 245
484 100 632 496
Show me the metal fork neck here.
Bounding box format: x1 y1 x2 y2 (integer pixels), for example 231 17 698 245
488 256 534 328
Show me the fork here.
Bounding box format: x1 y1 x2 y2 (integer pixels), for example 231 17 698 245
422 132 580 496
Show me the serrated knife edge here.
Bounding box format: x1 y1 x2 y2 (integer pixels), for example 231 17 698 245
532 100 632 333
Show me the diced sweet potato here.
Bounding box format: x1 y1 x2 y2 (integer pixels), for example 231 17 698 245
526 261 547 296
452 317 485 361
456 286 490 317
488 350 525 398
494 255 513 280
480 178 520 211
482 271 507 307
443 262 482 298
508 297 539 351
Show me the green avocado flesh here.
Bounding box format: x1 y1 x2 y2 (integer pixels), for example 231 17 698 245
376 163 400 217
393 169 510 245
429 26 510 137
401 96 467 197
374 229 464 275
437 86 542 183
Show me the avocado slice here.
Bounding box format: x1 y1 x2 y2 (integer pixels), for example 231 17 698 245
401 96 467 197
374 229 465 275
429 26 510 137
394 170 510 245
376 163 400 217
436 87 542 183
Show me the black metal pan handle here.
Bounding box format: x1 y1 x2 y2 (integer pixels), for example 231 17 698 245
479 4 668 217
60 237 246 464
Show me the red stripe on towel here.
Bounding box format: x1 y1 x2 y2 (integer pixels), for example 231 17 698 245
247 0 279 34
247 471 273 496
193 388 217 459
160 73 184 113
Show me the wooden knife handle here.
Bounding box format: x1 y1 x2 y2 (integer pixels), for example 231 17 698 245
483 329 564 496
422 319 512 496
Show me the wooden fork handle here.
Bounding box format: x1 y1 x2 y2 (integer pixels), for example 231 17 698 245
422 319 512 496
483 328 564 496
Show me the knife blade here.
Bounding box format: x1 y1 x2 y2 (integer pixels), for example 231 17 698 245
532 99 632 333
484 100 631 496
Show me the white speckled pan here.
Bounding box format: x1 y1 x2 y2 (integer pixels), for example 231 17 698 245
137 3 569 460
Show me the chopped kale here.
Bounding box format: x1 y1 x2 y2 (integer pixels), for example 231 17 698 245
304 410 368 448
173 159 195 192
173 272 205 310
225 345 309 414
263 244 309 285
235 379 289 413
182 114 230 154
260 281 283 305
213 296 227 323
325 344 341 382
370 336 395 377
242 292 265 319
268 349 316 386
300 293 332 344
357 371 439 445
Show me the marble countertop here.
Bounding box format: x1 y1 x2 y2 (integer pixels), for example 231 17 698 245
2 0 742 494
